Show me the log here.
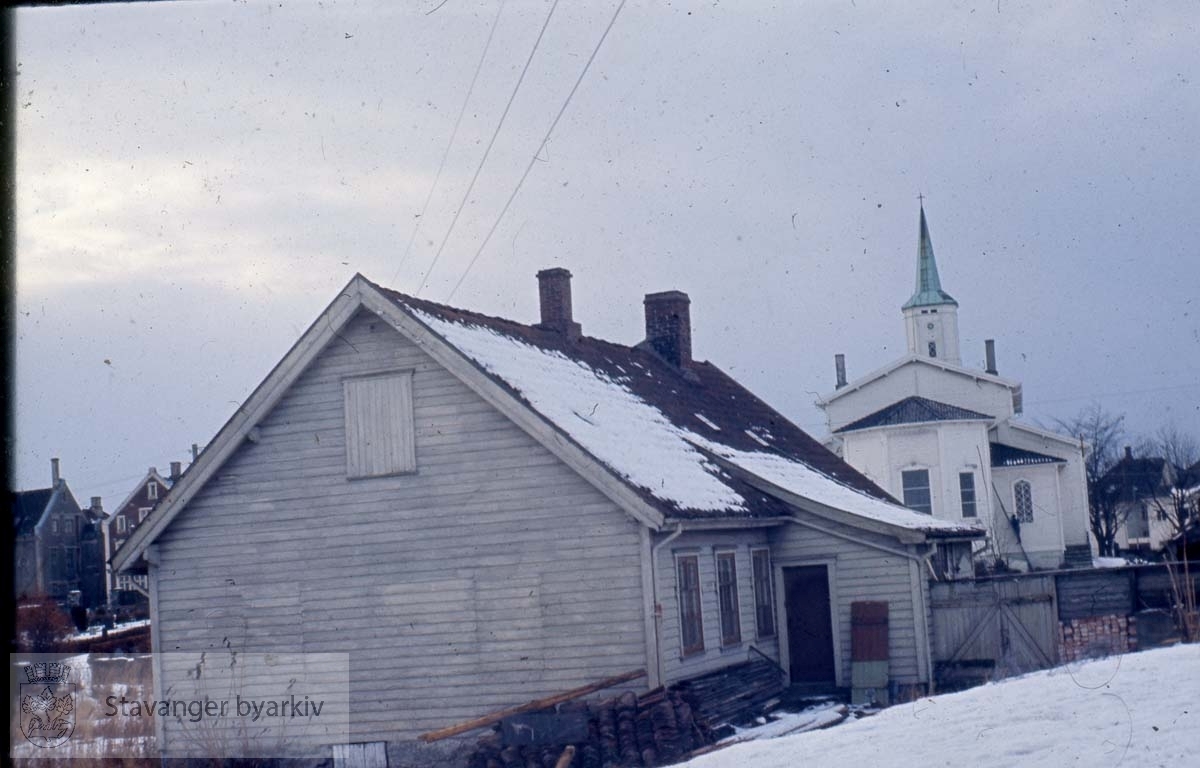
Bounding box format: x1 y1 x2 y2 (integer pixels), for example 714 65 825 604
553 745 576 768
419 669 647 743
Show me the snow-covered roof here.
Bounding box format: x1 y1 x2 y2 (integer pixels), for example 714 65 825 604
704 444 983 536
383 283 981 537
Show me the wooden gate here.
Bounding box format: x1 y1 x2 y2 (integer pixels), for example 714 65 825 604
930 576 1058 687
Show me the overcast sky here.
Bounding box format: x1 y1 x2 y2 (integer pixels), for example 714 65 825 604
13 0 1200 501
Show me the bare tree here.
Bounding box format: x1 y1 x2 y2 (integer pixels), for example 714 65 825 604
1055 403 1126 556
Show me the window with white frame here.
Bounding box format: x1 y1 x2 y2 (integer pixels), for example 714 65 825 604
902 469 933 514
1014 480 1034 523
959 472 977 518
344 371 417 479
676 554 704 656
138 507 151 523
147 482 158 500
116 516 127 534
751 548 775 638
715 551 741 647
117 574 133 592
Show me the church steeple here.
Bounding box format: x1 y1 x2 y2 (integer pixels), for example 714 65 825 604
903 204 958 310
901 203 961 364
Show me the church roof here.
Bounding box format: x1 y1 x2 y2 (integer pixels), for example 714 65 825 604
902 205 958 310
990 443 1066 467
835 396 992 433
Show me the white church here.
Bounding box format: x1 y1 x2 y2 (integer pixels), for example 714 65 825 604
818 206 1093 571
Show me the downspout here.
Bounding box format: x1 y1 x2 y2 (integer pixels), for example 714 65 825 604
649 524 684 688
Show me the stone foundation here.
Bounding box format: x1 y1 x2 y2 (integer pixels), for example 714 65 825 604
1059 614 1137 663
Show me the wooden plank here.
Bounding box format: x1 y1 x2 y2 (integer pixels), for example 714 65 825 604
417 668 646 742
851 601 889 662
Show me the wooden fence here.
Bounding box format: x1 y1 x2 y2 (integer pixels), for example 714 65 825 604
930 562 1199 689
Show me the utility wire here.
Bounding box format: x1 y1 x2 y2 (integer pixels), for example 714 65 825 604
446 0 627 303
415 0 562 296
391 0 508 288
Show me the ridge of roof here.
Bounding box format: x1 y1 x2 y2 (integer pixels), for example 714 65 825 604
836 395 992 433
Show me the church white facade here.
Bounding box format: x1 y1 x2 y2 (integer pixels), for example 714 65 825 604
818 206 1093 571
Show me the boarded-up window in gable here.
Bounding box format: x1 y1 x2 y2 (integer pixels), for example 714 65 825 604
752 548 775 638
344 372 416 479
676 555 704 657
716 551 741 647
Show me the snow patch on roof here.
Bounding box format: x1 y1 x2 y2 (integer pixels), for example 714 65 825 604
706 444 983 534
410 308 747 512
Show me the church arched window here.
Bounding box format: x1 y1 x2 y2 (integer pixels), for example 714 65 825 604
1014 480 1034 523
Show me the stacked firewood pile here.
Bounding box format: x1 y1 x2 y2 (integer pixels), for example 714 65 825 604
465 658 785 768
670 657 785 732
466 688 702 768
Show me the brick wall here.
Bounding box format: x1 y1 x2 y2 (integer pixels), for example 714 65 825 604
1058 614 1136 663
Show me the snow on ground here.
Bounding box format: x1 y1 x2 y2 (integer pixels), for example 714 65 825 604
683 645 1199 768
1093 557 1134 569
67 618 150 641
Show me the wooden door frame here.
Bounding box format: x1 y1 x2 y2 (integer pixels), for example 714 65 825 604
774 558 842 687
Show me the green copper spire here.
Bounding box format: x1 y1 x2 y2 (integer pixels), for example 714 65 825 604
902 204 957 310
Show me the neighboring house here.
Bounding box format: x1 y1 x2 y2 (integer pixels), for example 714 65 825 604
114 270 982 757
818 206 1093 571
104 464 180 610
13 458 107 609
1107 448 1195 555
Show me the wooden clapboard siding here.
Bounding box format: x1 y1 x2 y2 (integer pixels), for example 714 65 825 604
155 310 647 746
769 515 924 686
655 530 781 685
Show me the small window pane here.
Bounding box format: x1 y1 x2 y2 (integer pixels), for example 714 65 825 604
902 469 932 514
959 472 977 518
752 549 775 638
677 556 704 656
716 552 741 647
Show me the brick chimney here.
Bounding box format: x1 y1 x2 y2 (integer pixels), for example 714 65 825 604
536 268 582 340
984 339 998 375
90 497 104 514
644 291 692 368
51 457 61 486
170 461 183 482
835 354 847 389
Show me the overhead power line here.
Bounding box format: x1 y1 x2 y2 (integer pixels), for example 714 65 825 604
446 0 628 303
391 0 509 287
414 0 563 296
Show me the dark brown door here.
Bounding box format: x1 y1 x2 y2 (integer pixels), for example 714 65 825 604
784 565 836 685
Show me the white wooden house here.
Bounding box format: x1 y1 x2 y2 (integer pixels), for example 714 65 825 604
819 206 1093 571
114 270 981 760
